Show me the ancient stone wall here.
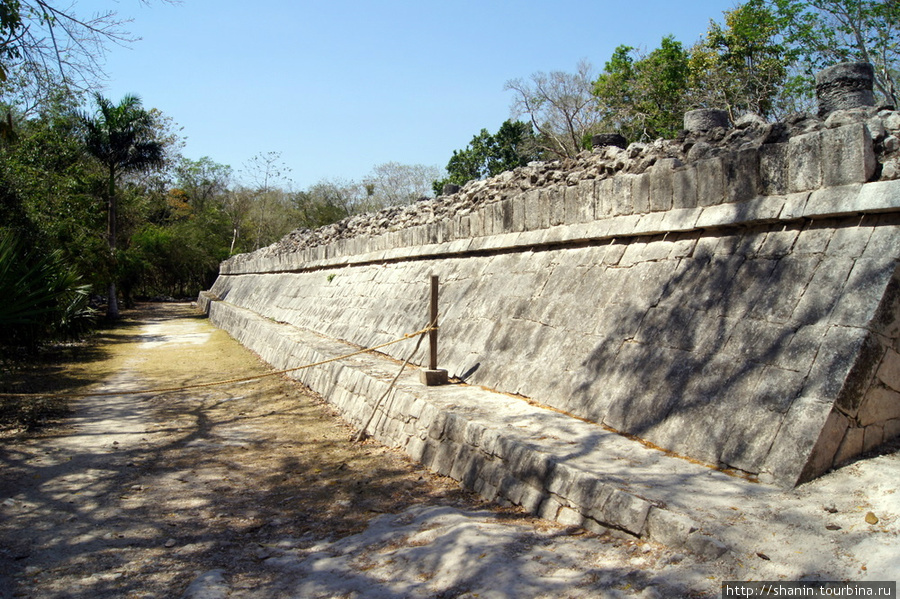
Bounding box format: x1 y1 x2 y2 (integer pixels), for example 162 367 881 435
202 66 900 489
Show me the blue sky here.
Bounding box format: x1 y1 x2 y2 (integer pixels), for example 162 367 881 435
79 0 739 188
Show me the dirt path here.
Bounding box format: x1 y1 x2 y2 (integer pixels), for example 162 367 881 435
2 303 897 599
0 304 500 598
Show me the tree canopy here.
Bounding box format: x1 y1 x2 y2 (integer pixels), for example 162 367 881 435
433 120 540 193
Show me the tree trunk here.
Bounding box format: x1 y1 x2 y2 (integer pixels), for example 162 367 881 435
107 282 119 319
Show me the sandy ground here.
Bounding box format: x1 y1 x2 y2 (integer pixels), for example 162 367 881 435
1 303 898 598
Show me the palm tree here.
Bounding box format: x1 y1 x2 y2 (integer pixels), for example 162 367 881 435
80 93 164 318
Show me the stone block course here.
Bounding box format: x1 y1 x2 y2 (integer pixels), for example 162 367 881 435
789 132 824 192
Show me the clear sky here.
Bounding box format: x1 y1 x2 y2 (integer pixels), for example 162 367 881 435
77 0 739 188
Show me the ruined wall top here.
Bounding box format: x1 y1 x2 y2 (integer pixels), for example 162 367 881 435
226 63 900 270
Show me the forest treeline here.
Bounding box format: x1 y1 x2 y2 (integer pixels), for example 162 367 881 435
1 0 898 349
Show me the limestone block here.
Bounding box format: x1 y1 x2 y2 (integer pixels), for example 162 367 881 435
876 349 900 391
696 157 725 207
566 470 604 511
649 161 675 212
645 507 697 548
672 165 698 209
830 256 898 328
719 398 788 473
816 327 882 417
803 185 864 219
502 198 519 234
858 386 900 427
633 211 666 236
556 507 586 527
788 131 823 192
789 254 854 325
816 62 876 116
548 186 566 227
759 142 789 196
472 477 499 501
673 236 704 261
545 461 576 498
417 437 440 470
792 222 832 255
661 208 701 234
443 412 468 443
523 189 541 231
431 439 459 476
518 483 548 513
450 444 483 487
576 179 596 223
632 173 651 213
470 211 485 238
853 180 900 214
538 495 564 521
457 214 471 239
685 108 729 132
463 419 486 447
781 192 811 220
479 205 493 237
481 207 497 238
725 148 760 203
594 489 652 535
832 426 865 466
604 214 641 238
757 226 801 259
863 423 884 452
595 177 615 218
498 474 527 505
612 174 635 215
762 395 837 487
536 189 553 229
885 419 900 441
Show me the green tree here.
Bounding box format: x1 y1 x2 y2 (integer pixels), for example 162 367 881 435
432 120 540 193
770 0 899 106
690 0 793 118
174 156 232 214
594 36 691 142
80 93 165 319
292 180 357 229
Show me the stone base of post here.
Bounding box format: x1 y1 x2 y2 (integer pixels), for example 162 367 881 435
420 369 448 386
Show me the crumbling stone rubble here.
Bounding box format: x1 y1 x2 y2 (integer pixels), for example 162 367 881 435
241 104 899 265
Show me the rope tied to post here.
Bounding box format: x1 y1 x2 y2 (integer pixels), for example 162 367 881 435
0 324 438 399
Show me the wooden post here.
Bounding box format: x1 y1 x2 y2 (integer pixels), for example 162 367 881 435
429 274 439 371
420 274 448 386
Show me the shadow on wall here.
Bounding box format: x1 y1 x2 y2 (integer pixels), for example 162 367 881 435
560 218 899 484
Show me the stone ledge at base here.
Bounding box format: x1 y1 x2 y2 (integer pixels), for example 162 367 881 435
202 297 768 558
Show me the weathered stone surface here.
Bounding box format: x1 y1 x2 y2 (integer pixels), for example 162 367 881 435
696 157 725 207
823 124 877 188
789 132 823 192
816 62 876 117
204 104 900 505
723 148 759 203
684 109 730 133
759 143 789 196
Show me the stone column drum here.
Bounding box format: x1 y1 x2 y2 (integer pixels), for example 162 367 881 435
816 62 876 117
683 109 730 134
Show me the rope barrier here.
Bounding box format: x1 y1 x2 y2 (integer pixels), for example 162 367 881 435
0 325 438 399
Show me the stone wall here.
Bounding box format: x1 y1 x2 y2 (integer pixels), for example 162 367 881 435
202 75 900 489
